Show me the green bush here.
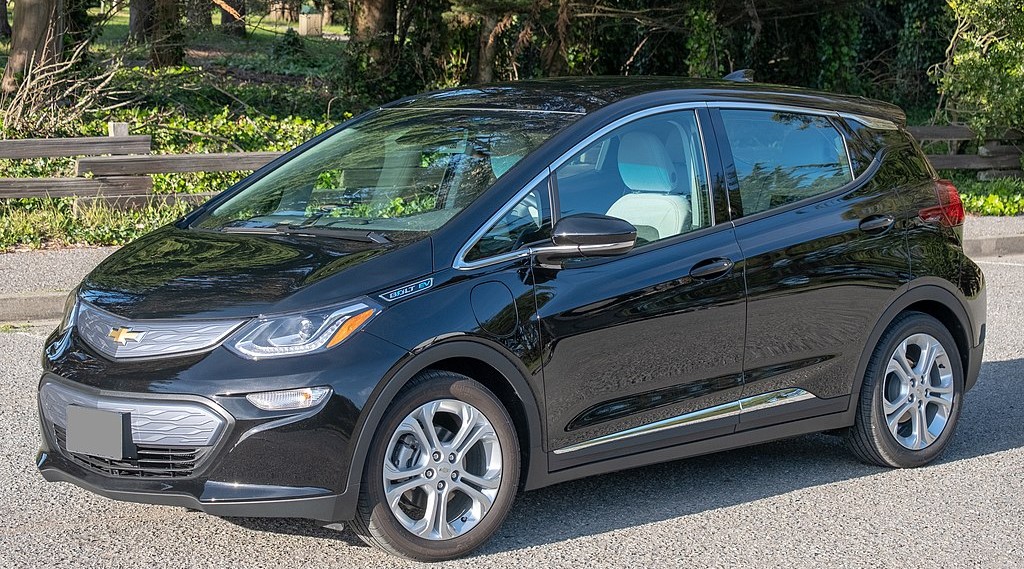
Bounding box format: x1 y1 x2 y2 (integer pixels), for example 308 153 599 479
956 176 1024 216
934 0 1024 136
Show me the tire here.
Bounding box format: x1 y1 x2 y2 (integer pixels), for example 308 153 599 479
846 311 964 468
349 370 520 561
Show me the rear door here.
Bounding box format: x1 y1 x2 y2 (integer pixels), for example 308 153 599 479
709 106 909 428
535 107 748 469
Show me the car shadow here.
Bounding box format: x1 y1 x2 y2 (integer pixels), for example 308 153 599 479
223 357 1024 555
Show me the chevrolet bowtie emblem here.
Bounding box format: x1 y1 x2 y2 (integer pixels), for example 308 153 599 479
107 327 145 346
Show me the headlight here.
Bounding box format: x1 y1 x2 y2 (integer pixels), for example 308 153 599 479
59 289 79 333
227 300 380 360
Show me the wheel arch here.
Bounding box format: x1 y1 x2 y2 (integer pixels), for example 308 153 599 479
344 338 546 505
845 279 975 424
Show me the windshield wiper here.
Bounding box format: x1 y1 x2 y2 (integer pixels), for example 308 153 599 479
219 226 281 234
218 223 391 244
283 226 391 244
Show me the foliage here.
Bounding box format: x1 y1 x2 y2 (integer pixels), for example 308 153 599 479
0 199 193 251
933 0 1024 136
684 3 722 78
954 175 1024 215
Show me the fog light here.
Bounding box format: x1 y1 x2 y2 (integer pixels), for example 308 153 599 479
246 387 332 411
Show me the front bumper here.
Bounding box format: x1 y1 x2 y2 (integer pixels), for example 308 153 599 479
36 373 360 521
38 450 348 520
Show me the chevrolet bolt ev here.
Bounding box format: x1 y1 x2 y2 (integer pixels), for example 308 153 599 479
38 78 986 561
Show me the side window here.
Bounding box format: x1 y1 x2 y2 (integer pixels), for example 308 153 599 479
720 110 853 217
553 110 713 246
464 181 552 262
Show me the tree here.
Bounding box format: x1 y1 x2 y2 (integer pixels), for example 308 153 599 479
219 0 246 37
0 1 13 38
934 0 1024 134
450 0 530 83
349 0 396 42
129 0 154 42
185 0 213 30
151 0 184 67
1 0 64 93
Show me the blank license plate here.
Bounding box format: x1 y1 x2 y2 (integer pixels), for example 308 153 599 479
66 406 134 460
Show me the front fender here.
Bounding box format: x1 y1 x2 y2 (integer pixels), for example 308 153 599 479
340 336 547 516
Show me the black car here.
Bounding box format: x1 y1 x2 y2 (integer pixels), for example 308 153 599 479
38 77 986 561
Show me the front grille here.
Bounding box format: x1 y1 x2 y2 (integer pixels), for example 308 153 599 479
55 426 209 478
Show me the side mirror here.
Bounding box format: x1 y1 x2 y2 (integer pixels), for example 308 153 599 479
532 213 637 265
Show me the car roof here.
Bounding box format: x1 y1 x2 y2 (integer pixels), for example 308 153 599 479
383 76 906 126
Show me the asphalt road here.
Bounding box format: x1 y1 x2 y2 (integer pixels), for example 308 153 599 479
2 254 1023 568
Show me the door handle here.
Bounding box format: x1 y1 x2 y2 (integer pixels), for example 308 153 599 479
689 258 735 280
859 214 895 233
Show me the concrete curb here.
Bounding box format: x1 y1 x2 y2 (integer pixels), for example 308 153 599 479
0 291 67 324
963 235 1024 258
2 235 1023 324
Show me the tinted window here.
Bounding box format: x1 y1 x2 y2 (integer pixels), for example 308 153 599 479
553 110 712 246
720 110 853 217
193 109 577 235
465 181 552 262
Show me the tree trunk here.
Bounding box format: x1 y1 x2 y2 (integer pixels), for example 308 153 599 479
474 14 499 83
349 0 395 43
322 0 333 26
185 0 212 30
219 0 246 37
0 1 13 38
128 0 154 42
150 0 183 67
2 0 64 93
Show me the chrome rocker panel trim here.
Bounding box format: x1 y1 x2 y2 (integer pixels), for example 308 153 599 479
553 388 816 455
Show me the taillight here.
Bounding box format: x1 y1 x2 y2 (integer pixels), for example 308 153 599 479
919 179 965 227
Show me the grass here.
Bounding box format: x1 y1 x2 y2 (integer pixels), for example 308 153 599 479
0 199 194 251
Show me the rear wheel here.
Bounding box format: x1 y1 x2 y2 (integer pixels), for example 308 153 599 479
350 370 520 561
846 312 964 467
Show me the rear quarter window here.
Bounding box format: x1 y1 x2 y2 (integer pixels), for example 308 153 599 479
841 119 934 184
719 109 854 217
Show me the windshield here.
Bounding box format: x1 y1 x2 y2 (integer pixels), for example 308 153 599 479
192 108 579 235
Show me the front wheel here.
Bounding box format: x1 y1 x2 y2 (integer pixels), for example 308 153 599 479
350 370 520 561
846 312 964 468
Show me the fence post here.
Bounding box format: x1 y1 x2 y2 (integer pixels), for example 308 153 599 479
108 122 129 138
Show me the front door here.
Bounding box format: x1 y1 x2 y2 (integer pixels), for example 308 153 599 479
534 108 748 469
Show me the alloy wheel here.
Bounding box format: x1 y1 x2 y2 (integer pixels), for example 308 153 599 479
382 399 503 540
882 333 955 450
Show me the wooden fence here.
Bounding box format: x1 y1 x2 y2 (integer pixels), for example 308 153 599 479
0 123 1020 206
0 123 284 206
906 125 1023 179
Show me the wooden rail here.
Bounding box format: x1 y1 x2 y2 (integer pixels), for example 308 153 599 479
0 177 152 197
0 135 152 159
75 151 284 176
908 125 1022 178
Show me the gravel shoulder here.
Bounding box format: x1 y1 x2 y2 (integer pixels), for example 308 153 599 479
0 247 117 296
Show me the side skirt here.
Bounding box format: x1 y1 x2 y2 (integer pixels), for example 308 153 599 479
528 410 853 491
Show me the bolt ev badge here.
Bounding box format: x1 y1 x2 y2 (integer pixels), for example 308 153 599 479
379 278 434 302
107 327 145 346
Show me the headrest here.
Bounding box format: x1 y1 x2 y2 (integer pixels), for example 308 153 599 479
617 131 677 193
491 154 523 178
489 134 528 178
779 127 839 167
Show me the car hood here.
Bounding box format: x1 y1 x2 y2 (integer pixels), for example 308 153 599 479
79 225 434 320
